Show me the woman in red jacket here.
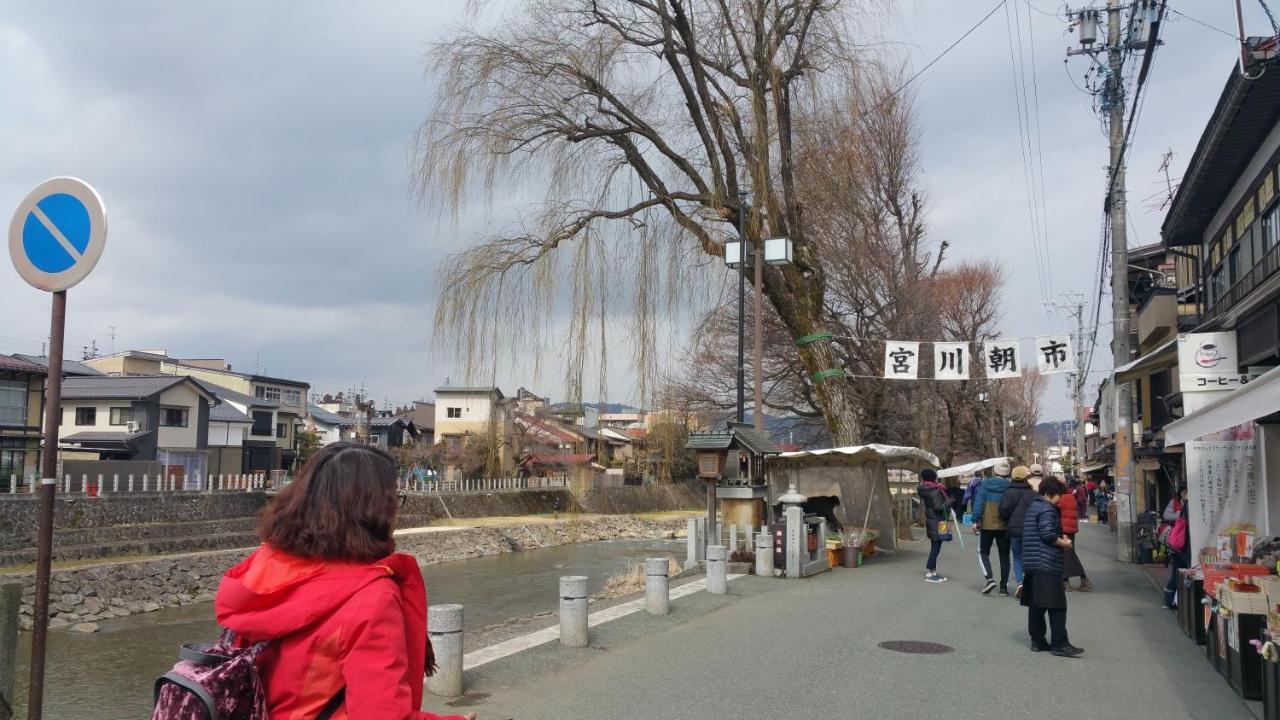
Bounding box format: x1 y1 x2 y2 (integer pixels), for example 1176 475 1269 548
215 443 475 720
1058 477 1093 592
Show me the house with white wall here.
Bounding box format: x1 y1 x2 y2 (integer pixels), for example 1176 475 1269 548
56 375 216 480
434 386 515 474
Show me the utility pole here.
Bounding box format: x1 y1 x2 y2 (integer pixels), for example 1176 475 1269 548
1106 0 1137 563
1073 300 1086 477
736 191 747 425
752 207 764 432
1067 0 1145 561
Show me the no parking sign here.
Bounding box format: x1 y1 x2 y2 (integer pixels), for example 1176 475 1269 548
8 176 107 291
8 175 108 717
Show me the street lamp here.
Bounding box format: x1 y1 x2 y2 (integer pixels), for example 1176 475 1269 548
722 195 792 428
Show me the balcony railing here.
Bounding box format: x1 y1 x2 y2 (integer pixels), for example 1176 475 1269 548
1209 242 1280 320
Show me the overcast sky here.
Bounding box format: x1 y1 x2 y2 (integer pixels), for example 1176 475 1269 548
1 2 1270 421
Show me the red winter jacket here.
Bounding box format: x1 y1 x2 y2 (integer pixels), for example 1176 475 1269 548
1059 492 1080 535
215 545 468 720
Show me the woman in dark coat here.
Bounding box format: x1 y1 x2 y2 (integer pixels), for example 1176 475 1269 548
917 468 952 583
1021 475 1083 657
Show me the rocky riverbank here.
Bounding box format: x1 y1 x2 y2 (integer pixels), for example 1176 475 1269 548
4 514 691 630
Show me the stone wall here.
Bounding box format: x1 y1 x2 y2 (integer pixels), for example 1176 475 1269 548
4 515 690 630
578 483 704 514
0 492 270 552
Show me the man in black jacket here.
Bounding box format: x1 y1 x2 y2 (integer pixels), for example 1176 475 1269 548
1000 466 1036 599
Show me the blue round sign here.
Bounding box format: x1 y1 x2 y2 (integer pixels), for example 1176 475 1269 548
8 178 107 292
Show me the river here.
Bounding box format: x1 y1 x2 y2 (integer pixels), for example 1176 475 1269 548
13 537 683 719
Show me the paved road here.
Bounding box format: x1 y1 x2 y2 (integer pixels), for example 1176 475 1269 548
431 522 1255 720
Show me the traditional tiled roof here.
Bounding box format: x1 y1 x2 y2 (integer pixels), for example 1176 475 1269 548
209 402 252 424
13 354 102 376
191 379 280 408
61 430 151 444
685 422 780 455
0 354 45 374
307 405 345 426
61 375 189 400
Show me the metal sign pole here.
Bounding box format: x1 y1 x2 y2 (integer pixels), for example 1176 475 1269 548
10 176 107 720
26 290 64 720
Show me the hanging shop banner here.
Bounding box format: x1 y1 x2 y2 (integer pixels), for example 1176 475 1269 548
1034 334 1076 375
933 342 969 380
1178 332 1247 393
1185 422 1262 564
983 340 1021 379
883 341 919 380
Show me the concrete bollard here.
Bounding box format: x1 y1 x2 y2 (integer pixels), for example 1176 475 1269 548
707 545 727 595
645 558 669 616
755 530 774 577
425 604 464 698
559 575 589 647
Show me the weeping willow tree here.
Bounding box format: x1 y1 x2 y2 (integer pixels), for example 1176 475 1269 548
417 0 887 444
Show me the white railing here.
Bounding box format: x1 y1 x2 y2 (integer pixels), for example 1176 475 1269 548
4 472 275 496
397 475 569 495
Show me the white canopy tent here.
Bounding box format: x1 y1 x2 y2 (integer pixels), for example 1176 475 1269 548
936 456 1013 479
1163 365 1280 446
768 444 940 552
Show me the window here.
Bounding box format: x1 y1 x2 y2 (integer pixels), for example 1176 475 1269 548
1229 245 1241 285
160 408 189 427
75 407 96 426
276 423 286 439
0 379 26 426
254 385 281 402
109 407 133 426
1264 203 1280 253
446 407 462 419
444 435 462 451
251 411 273 436
281 388 302 407
0 437 27 483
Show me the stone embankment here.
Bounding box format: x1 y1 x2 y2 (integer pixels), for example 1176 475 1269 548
4 514 689 630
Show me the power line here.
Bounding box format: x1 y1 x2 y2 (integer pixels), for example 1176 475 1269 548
1165 6 1237 39
852 1 1009 127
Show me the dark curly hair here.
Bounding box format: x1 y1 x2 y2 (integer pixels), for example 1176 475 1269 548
258 442 399 562
1037 475 1068 499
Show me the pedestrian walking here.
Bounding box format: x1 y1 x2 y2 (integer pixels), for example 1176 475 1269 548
945 479 966 527
999 465 1036 598
213 442 476 720
1072 481 1089 523
918 469 953 583
1021 475 1084 657
961 470 984 518
1059 478 1093 591
1163 484 1191 609
972 459 1013 595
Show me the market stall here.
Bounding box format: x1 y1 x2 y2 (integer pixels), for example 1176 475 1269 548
767 444 939 554
935 456 1013 479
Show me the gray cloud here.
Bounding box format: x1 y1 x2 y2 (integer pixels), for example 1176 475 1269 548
1 1 1270 419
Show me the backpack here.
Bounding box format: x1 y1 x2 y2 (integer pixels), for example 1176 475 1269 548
152 632 344 720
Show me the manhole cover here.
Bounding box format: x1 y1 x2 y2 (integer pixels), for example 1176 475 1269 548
878 640 955 654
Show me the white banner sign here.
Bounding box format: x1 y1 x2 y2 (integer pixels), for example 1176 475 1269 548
1185 422 1262 563
1178 332 1247 393
933 342 969 380
983 340 1021 379
883 341 919 380
1034 334 1076 375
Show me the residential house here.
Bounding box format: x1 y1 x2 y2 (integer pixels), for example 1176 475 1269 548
338 416 418 448
190 381 285 475
515 387 548 416
307 404 346 446
514 414 593 478
433 386 515 475
396 401 435 445
0 355 46 489
57 375 216 480
83 351 311 471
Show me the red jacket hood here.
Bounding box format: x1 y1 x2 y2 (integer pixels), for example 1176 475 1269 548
217 545 399 638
